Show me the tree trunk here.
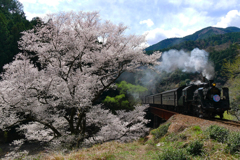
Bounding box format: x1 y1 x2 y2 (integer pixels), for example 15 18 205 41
76 109 86 147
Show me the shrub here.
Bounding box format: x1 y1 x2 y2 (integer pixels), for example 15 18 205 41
157 147 190 160
146 139 155 146
225 131 240 154
179 133 187 140
206 125 229 143
165 133 180 142
138 137 145 145
192 125 201 132
186 140 203 156
151 123 171 140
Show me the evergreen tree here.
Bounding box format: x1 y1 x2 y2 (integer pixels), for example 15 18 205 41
0 0 41 73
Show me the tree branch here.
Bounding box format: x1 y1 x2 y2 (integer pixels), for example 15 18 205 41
29 117 62 137
92 69 124 103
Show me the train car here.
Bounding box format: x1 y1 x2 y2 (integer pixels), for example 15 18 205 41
143 79 230 118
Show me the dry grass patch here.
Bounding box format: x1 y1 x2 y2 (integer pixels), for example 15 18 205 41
42 141 150 160
202 140 238 160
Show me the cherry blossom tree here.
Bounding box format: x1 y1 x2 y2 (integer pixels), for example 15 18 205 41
0 11 161 147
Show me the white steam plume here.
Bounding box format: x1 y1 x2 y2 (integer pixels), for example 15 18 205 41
157 48 215 80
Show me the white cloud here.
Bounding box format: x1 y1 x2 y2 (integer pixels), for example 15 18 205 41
174 8 211 27
168 0 238 10
215 10 240 28
19 0 68 6
168 0 183 5
144 27 196 45
185 0 213 9
168 0 213 9
19 0 77 20
144 7 212 45
214 0 238 10
156 7 212 35
24 11 46 20
18 0 240 46
144 29 166 45
139 19 154 27
19 0 37 3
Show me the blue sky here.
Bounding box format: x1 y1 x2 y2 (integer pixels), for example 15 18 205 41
19 0 240 46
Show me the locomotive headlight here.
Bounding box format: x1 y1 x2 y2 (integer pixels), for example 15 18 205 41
212 83 216 87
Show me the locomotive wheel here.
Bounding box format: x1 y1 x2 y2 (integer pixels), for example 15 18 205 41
197 105 204 118
194 106 199 117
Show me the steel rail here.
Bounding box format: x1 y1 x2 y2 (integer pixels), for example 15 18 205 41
213 118 240 127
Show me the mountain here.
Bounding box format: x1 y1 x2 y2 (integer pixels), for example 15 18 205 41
145 26 240 51
145 38 184 51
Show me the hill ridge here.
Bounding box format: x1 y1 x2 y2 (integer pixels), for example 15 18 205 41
145 26 240 51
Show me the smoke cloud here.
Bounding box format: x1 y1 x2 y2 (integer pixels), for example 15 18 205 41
157 48 215 80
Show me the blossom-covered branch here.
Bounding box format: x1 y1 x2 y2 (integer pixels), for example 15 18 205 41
0 11 161 147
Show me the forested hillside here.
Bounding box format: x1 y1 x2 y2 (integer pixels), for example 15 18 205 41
145 26 240 52
0 0 40 73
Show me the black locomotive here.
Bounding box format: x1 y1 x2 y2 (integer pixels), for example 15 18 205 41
142 78 230 119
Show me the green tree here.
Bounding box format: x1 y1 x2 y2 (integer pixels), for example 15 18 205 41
103 81 147 114
0 0 24 15
0 0 39 73
223 45 240 120
0 11 9 67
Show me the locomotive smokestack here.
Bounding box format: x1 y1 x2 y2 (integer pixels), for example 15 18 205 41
209 80 214 86
202 76 206 83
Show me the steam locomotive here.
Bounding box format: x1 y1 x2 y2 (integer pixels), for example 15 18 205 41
142 78 230 118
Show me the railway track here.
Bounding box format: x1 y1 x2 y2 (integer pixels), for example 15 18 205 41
212 118 240 127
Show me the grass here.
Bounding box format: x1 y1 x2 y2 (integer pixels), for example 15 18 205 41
18 124 240 160
215 111 235 120
151 123 171 141
40 141 155 160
